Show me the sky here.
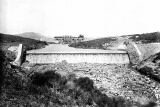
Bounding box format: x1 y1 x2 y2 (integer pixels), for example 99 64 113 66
0 0 160 38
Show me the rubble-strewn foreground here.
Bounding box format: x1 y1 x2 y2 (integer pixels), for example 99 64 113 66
22 61 160 106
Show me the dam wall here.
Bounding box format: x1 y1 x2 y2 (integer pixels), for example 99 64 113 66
11 44 130 65
25 53 130 64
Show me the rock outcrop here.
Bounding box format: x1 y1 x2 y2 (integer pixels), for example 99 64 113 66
136 52 160 82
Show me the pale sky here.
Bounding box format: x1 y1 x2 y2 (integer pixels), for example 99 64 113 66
0 0 160 38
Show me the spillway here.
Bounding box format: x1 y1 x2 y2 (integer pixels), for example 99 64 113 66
10 44 132 66
23 44 130 64
25 53 130 64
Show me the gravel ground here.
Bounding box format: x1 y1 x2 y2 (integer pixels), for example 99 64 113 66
23 62 160 105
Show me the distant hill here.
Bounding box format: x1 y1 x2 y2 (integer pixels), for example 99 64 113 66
17 32 60 43
17 32 45 40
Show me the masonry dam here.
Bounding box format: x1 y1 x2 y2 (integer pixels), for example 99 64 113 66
25 52 129 64
12 44 132 65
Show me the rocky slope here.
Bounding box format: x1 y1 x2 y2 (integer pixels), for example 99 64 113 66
26 62 160 106
69 32 160 50
136 52 160 82
0 33 48 51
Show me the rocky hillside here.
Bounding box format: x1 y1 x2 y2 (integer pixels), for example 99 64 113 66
69 32 160 49
69 37 117 49
136 52 160 83
128 32 160 43
0 33 48 51
0 33 48 63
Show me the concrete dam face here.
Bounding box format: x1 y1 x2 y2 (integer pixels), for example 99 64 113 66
25 53 130 64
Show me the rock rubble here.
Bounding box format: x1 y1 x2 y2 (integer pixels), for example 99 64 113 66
30 62 160 105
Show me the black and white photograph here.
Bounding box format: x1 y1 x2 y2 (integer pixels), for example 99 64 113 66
0 0 160 106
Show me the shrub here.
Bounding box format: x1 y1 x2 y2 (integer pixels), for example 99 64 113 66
142 101 157 107
76 77 94 91
30 70 61 87
43 70 61 82
59 76 67 86
67 73 76 81
95 94 115 107
112 97 128 107
31 72 47 86
152 53 160 63
139 66 153 75
0 51 5 92
65 81 76 90
27 83 49 95
139 66 160 82
91 89 115 107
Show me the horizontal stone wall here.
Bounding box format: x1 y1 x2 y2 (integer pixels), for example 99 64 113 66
25 53 130 64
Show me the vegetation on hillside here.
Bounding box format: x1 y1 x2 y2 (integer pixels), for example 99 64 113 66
127 32 160 43
0 33 48 51
69 32 160 49
69 37 116 49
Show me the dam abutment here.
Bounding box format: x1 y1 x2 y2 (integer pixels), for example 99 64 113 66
11 44 24 66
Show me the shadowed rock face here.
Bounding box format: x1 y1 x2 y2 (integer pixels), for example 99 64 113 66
125 42 160 66
136 52 160 82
